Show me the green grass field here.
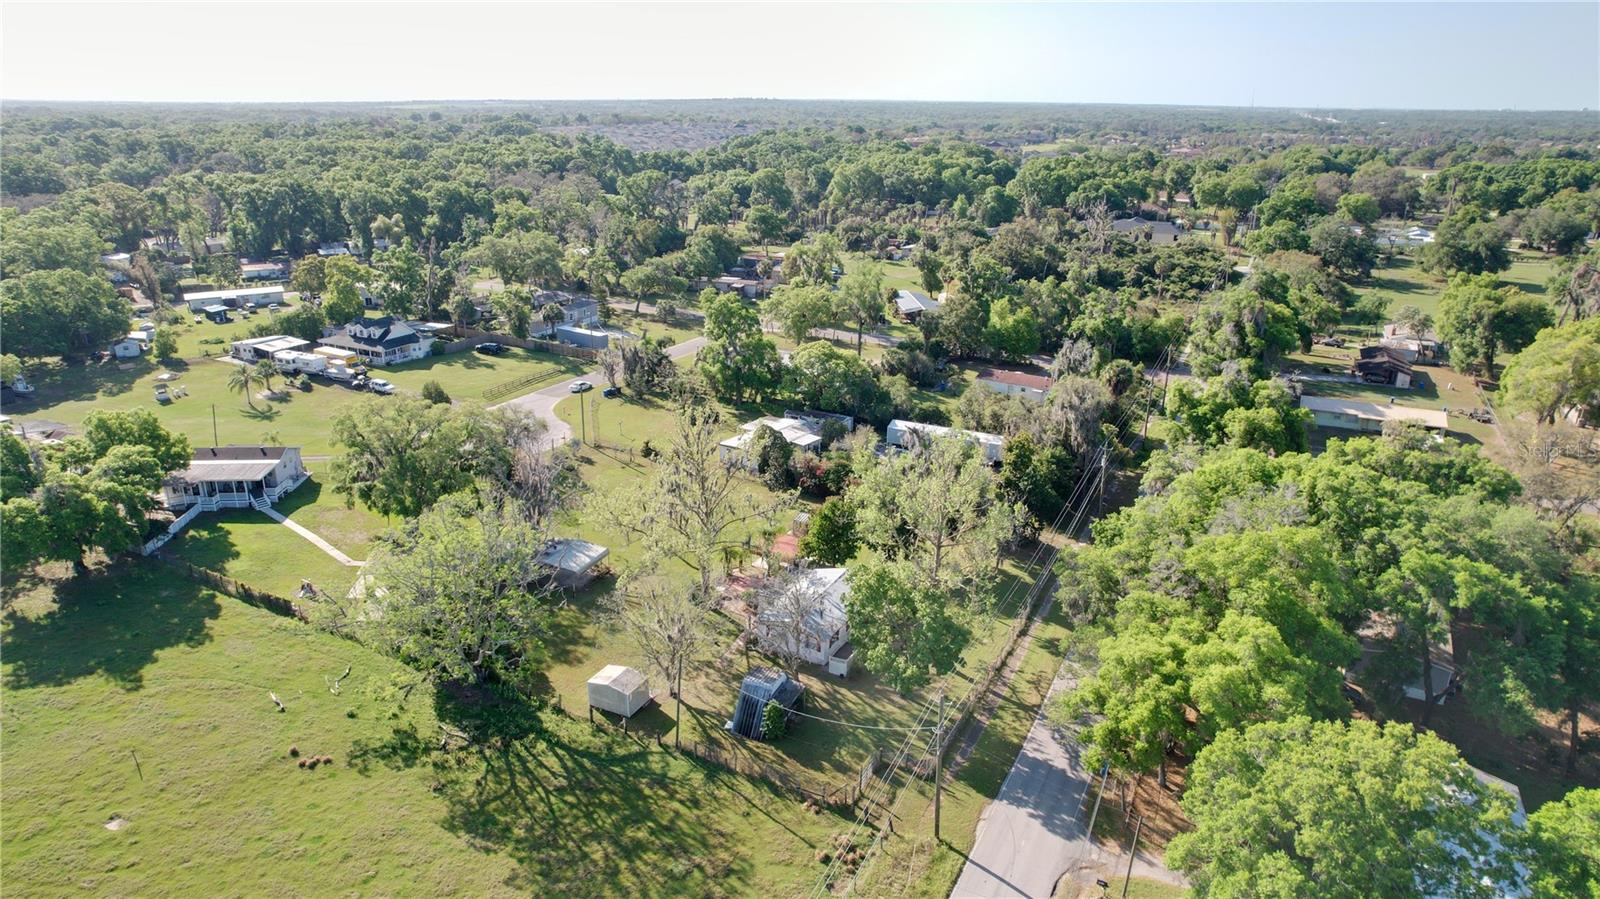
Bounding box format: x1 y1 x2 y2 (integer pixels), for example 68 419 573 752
162 468 384 600
1 561 853 897
0 347 589 456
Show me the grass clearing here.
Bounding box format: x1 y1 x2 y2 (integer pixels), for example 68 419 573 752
1 561 853 897
378 346 588 400
0 346 588 455
1 356 374 456
162 471 381 599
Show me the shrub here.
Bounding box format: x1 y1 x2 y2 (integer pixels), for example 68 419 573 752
761 699 788 741
420 380 451 405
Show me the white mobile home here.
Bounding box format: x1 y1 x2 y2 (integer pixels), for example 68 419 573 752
886 419 1006 464
1299 395 1448 433
232 335 310 363
719 416 826 466
271 350 328 374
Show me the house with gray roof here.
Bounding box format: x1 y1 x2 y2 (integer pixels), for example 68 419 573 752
317 316 434 366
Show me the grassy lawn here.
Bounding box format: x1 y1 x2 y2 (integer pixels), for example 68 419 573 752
378 346 588 401
606 309 705 348
162 470 383 600
1500 250 1556 296
1059 877 1189 899
1 561 850 897
0 347 590 456
0 356 374 456
842 251 924 294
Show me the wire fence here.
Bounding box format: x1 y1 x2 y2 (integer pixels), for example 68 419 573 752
480 366 572 401
157 556 310 622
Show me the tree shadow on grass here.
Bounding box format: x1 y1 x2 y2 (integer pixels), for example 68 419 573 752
0 358 151 413
270 476 329 520
438 710 756 897
2 560 220 691
166 517 245 572
240 404 282 422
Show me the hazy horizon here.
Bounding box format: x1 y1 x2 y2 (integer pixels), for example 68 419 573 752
3 1 1596 111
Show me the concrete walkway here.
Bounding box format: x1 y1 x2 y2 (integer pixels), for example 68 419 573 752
262 508 365 567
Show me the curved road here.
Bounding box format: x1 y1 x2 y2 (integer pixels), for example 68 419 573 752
492 336 707 447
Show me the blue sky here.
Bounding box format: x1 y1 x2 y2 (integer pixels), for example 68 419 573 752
3 2 1596 109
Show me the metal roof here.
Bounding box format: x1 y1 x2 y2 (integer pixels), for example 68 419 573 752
587 664 648 694
535 539 609 573
1299 395 1448 429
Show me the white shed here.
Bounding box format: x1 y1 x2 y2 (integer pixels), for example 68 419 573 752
586 665 652 718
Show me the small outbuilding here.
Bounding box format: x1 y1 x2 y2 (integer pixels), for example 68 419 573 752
535 538 610 588
727 667 805 740
586 665 652 718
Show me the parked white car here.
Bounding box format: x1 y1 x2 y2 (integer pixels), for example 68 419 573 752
368 378 395 395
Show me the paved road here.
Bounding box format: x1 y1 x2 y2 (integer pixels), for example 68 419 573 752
493 336 707 447
951 664 1091 899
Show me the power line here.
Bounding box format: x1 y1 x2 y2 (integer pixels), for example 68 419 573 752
734 685 938 732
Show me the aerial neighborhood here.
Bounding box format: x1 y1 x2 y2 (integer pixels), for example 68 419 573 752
1 5 1598 897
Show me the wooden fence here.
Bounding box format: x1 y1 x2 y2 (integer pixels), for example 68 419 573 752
158 557 310 622
909 570 1055 779
481 367 572 401
436 327 600 362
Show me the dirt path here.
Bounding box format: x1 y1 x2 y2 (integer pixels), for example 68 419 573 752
947 590 1056 777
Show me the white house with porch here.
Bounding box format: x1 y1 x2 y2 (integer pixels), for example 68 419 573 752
317 316 434 366
161 445 308 513
755 567 855 676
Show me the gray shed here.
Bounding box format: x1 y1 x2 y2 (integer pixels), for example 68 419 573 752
727 667 805 740
586 665 651 718
535 539 610 588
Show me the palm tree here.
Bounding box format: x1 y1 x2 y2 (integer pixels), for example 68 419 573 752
253 359 278 395
228 365 260 410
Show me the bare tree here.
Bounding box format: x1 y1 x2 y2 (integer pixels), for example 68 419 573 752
597 345 623 389
593 404 791 598
487 408 572 527
603 570 718 748
1506 420 1600 538
750 563 832 674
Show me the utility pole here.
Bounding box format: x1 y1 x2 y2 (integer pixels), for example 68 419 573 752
211 404 219 445
1121 815 1144 899
1085 763 1109 841
1095 452 1108 517
577 394 587 445
934 691 945 842
674 652 684 750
